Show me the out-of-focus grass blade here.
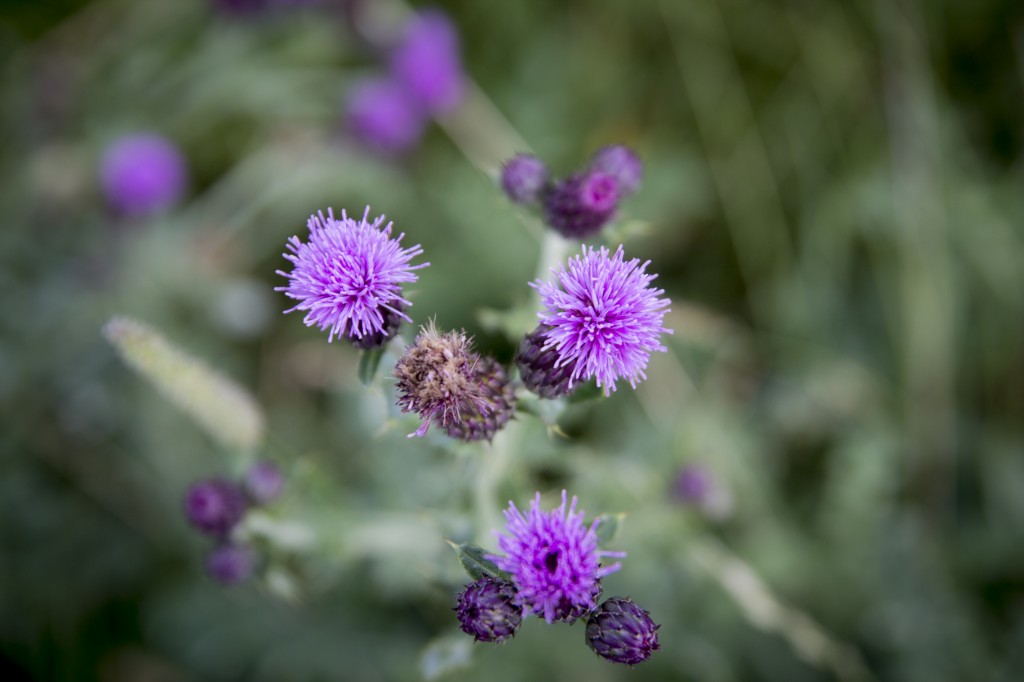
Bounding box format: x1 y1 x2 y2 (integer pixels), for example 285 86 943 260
103 315 264 451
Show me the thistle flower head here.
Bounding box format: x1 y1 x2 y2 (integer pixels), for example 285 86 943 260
543 170 619 238
500 154 549 206
532 245 671 395
346 77 427 155
516 325 577 399
585 597 661 665
454 576 523 643
276 207 428 344
589 145 643 198
183 478 246 537
489 491 626 624
393 323 491 437
100 133 186 216
206 544 255 585
390 9 465 114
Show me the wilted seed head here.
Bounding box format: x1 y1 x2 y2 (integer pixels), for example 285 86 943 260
394 323 491 437
442 356 516 442
206 543 256 585
183 478 246 537
516 325 577 399
500 154 549 206
589 145 643 198
586 597 661 665
455 576 523 643
543 170 619 239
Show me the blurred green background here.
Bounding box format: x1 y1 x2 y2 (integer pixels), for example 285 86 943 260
2 0 1024 680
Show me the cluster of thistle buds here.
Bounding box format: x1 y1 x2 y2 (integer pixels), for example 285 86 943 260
453 491 660 665
501 144 643 239
182 461 284 584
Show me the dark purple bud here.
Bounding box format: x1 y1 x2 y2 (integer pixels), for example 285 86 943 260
543 171 619 239
673 463 713 505
585 597 661 665
455 576 523 643
500 154 549 205
100 133 187 216
589 145 643 198
183 478 246 536
346 77 427 155
390 10 465 114
206 544 255 584
244 461 284 506
516 325 576 399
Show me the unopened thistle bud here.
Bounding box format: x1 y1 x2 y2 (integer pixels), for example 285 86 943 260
589 145 643 198
516 325 576 399
442 357 516 442
183 478 246 537
244 460 284 506
394 323 512 439
454 576 523 643
543 170 619 239
585 597 661 665
206 543 255 585
500 154 549 206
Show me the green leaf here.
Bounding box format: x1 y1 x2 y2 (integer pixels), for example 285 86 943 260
446 540 510 581
419 634 473 681
358 346 386 386
593 513 626 546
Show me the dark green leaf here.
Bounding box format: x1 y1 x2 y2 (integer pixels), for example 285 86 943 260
357 346 386 386
446 540 511 581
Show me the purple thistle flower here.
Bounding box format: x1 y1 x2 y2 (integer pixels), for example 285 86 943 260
454 576 523 643
276 206 428 344
589 145 643 198
244 460 284 506
100 133 186 216
183 478 246 537
532 245 672 395
543 170 619 239
346 77 428 154
500 154 549 206
206 544 256 584
673 463 712 505
390 10 465 115
489 491 626 624
586 597 661 665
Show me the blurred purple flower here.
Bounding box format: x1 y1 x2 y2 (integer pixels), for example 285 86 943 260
276 206 428 344
532 245 672 395
183 478 246 537
501 154 549 206
206 544 255 584
100 133 186 216
346 77 428 154
543 170 619 238
390 9 465 115
489 491 625 623
673 463 712 504
244 460 284 505
589 145 643 198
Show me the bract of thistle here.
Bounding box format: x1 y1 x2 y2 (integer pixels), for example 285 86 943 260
276 207 428 344
489 491 626 624
543 171 619 239
393 323 492 438
585 597 661 665
532 245 672 395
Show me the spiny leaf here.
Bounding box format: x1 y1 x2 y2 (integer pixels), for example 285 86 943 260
593 512 626 546
103 315 264 450
446 540 511 581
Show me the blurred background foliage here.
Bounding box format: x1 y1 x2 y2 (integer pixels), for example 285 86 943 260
2 0 1024 680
